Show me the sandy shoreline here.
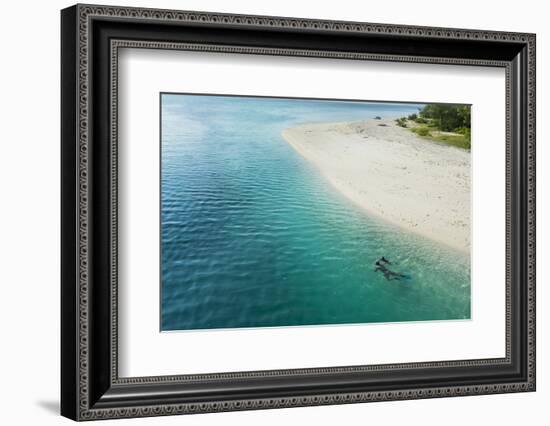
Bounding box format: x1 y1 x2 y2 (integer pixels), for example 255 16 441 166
281 118 470 253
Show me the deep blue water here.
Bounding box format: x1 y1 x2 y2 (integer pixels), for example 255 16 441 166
160 94 470 331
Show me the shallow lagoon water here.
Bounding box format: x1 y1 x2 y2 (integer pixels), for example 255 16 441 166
161 94 471 331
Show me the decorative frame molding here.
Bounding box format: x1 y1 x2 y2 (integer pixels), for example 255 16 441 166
61 4 535 421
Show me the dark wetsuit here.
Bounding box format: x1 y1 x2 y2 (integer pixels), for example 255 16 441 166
375 258 407 280
374 260 387 273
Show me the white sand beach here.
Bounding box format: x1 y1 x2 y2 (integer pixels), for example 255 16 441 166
282 119 470 253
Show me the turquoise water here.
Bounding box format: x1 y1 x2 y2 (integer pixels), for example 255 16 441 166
161 94 471 331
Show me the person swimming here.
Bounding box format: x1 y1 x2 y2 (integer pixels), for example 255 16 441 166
374 257 391 272
374 260 387 273
374 257 408 281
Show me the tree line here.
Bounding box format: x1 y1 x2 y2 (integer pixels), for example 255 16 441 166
395 103 471 150
413 104 470 133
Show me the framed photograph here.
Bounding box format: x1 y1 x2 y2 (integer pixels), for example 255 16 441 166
61 4 536 421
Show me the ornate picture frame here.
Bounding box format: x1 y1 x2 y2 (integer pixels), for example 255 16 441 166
61 4 535 421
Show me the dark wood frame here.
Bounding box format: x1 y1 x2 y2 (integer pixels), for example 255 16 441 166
61 3 536 421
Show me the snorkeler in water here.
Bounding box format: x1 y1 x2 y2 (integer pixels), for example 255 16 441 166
374 257 391 271
374 258 408 281
374 260 387 273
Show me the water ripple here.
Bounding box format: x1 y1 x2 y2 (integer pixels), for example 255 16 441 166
161 95 470 331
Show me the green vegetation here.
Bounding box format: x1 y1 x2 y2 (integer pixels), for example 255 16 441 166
414 116 429 124
411 126 471 149
398 104 471 150
395 117 408 128
413 127 430 137
420 104 470 132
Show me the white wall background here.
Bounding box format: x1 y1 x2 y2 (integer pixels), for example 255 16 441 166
0 0 546 424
